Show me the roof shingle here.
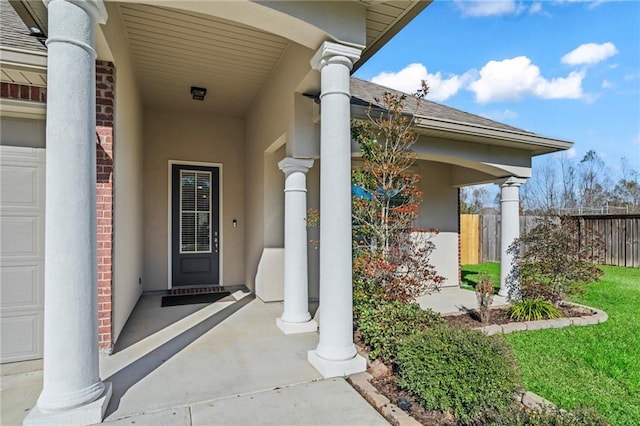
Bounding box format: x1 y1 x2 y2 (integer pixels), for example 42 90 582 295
350 77 534 135
0 0 46 53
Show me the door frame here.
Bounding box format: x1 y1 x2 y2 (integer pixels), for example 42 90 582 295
167 160 223 290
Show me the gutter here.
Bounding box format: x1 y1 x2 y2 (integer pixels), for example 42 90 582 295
414 115 573 152
0 46 47 70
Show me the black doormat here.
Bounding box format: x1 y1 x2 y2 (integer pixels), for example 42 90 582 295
161 291 231 307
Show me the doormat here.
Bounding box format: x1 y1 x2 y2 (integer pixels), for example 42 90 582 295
161 291 231 307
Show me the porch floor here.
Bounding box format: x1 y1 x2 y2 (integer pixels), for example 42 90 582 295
1 291 388 426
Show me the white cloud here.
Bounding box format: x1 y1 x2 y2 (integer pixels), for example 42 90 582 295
468 56 585 103
566 147 578 158
480 109 519 121
454 0 523 17
561 42 618 66
553 0 607 9
370 63 475 102
529 2 542 14
602 79 613 89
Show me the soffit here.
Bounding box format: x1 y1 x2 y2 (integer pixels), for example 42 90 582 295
118 4 290 116
9 1 428 115
358 0 431 67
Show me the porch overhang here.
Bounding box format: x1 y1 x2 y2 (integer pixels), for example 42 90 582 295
413 115 574 157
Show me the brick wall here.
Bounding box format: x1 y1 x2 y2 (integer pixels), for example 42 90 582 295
0 82 46 102
95 61 115 350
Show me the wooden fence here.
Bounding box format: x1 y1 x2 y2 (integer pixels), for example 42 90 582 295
577 215 639 268
460 214 639 267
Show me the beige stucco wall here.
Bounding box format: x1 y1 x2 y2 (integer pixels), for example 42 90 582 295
244 42 315 291
415 160 459 287
142 109 245 291
264 144 285 248
101 5 145 343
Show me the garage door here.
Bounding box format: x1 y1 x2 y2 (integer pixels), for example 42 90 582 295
0 117 45 363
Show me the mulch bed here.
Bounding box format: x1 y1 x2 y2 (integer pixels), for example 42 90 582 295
371 373 457 425
442 303 593 328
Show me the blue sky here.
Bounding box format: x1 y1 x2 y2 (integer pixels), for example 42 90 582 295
355 0 640 177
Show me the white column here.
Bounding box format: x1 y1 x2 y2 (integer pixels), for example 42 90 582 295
497 177 527 297
307 41 366 378
25 1 111 425
277 157 317 334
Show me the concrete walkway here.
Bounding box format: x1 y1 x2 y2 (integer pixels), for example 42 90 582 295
417 286 508 314
1 286 508 425
1 291 387 426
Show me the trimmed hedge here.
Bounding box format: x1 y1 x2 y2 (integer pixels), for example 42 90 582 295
395 324 522 423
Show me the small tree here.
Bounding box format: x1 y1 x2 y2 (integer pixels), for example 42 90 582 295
475 272 494 325
507 216 603 302
352 84 444 303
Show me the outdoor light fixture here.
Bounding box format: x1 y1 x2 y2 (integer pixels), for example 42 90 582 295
28 26 47 46
190 86 207 101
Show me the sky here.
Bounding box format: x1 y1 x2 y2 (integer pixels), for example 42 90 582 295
354 0 640 179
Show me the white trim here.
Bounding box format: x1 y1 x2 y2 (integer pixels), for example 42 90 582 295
0 99 46 119
0 47 48 70
167 160 223 290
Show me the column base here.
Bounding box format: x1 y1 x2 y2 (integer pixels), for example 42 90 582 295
24 382 112 426
276 317 318 334
307 350 366 378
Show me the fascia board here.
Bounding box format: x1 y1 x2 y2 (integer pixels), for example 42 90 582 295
414 115 573 153
0 47 47 70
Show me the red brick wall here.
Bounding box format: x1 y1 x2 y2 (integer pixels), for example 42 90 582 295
96 61 115 350
0 82 46 102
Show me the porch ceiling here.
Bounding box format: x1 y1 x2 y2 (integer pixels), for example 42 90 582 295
118 4 290 117
9 1 428 117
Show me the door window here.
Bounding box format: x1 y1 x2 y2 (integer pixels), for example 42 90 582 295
180 170 211 253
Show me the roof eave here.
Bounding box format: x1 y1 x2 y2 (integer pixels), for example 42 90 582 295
414 115 574 155
0 46 47 70
354 0 432 71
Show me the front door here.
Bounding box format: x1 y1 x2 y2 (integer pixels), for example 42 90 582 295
171 164 220 286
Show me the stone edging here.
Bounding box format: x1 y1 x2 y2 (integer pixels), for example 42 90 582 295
350 372 563 426
349 371 421 426
471 301 608 336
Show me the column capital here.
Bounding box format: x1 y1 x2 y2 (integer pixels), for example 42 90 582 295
278 157 314 176
44 0 108 24
495 176 527 188
311 41 361 72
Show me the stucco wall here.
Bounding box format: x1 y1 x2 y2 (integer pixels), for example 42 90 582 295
415 160 459 287
264 144 285 248
244 42 315 291
143 109 245 291
101 6 145 344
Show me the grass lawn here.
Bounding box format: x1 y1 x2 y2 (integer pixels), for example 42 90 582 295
460 262 500 292
496 265 639 425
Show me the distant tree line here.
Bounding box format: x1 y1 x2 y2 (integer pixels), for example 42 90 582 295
460 150 640 215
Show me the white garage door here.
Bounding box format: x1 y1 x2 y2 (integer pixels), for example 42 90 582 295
0 116 46 363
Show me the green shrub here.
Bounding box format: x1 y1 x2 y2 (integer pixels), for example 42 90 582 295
472 405 609 426
395 325 522 423
357 300 442 363
506 299 562 322
507 216 603 302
